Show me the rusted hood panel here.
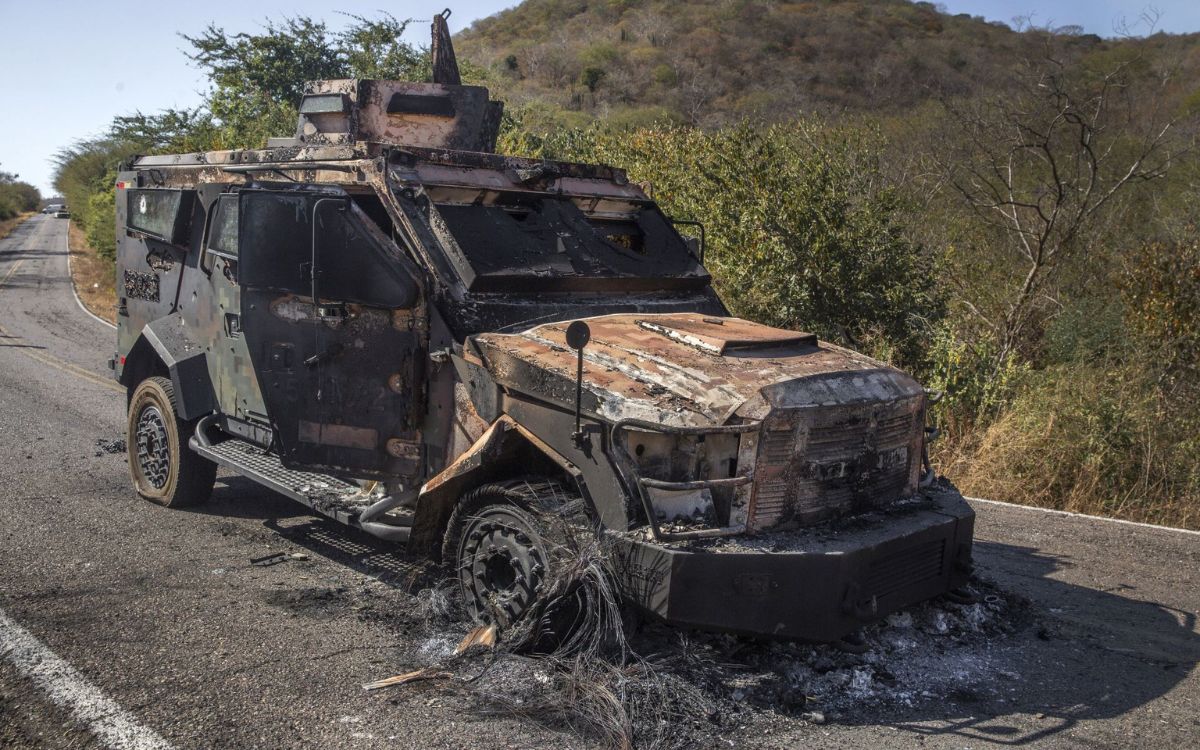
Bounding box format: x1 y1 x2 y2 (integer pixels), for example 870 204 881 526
471 313 923 427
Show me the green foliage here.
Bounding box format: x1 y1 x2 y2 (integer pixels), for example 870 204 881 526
181 18 338 145
52 137 140 259
1124 236 1200 381
923 323 1026 428
180 14 426 148
0 172 41 221
580 66 606 92
110 108 222 153
511 120 942 370
336 13 428 81
651 64 676 87
85 174 118 262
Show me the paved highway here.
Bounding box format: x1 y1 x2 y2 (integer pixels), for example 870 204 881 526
1 214 1197 748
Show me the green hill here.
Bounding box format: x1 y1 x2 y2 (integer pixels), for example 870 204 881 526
457 0 1119 126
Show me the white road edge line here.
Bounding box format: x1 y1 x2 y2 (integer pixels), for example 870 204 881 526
64 218 118 330
966 496 1200 537
0 607 176 750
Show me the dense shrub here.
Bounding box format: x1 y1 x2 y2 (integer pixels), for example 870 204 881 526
0 169 41 220
943 361 1200 528
504 120 942 370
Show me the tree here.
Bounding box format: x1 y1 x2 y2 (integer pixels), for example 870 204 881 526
180 14 425 148
0 165 41 220
939 43 1180 377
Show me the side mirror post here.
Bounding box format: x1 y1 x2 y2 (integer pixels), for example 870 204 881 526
565 321 591 448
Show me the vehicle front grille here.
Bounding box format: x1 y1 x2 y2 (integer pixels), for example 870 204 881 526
749 397 922 529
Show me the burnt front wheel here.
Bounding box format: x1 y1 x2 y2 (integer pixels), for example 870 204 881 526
444 480 587 629
127 376 216 508
452 500 550 627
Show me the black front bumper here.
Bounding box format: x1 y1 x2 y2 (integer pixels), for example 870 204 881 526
609 489 975 642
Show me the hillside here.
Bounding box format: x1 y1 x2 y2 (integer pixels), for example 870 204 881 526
457 0 1114 127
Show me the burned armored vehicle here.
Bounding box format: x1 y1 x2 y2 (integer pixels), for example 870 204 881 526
111 17 973 643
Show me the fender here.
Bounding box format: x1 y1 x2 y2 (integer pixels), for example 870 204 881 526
407 415 586 556
122 313 215 420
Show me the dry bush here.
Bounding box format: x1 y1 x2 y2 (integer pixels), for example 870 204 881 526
939 362 1200 529
67 220 117 324
426 509 727 749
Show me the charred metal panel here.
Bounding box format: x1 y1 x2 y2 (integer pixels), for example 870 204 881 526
113 178 202 384
238 190 428 480
473 313 926 530
411 417 528 554
473 313 904 428
291 79 503 153
750 395 924 528
411 413 593 554
637 317 816 355
610 488 974 642
451 353 501 424
500 394 635 532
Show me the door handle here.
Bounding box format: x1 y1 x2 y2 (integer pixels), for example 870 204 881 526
304 342 344 368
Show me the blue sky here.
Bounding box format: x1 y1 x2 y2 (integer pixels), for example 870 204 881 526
1 1 1196 197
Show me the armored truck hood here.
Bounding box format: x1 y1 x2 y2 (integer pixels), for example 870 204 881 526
469 313 924 428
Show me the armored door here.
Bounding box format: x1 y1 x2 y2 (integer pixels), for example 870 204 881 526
238 190 427 480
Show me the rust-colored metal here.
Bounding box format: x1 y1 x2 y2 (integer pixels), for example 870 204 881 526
473 313 926 533
474 313 921 427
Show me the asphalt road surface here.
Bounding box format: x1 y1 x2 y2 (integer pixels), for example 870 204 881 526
1 214 1197 749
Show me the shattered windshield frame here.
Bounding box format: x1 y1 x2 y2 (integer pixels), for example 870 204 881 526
396 185 711 294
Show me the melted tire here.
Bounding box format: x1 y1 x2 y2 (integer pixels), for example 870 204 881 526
127 377 216 508
443 479 588 643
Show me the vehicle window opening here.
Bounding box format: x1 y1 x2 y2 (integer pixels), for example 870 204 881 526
593 219 646 255
206 195 239 259
426 193 706 293
350 191 423 264
126 189 195 245
240 191 417 309
349 192 394 236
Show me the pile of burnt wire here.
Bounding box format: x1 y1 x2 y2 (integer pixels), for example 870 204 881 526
413 491 725 750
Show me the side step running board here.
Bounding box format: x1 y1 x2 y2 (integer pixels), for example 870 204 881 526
188 437 412 543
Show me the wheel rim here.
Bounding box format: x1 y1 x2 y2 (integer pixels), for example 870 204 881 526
458 507 547 626
135 404 170 490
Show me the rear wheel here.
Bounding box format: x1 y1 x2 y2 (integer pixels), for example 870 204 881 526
127 377 216 508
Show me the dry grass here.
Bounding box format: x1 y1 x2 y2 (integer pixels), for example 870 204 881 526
67 220 117 324
0 212 34 242
935 364 1200 531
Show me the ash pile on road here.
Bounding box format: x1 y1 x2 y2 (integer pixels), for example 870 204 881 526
380 554 1029 749
694 578 1031 719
